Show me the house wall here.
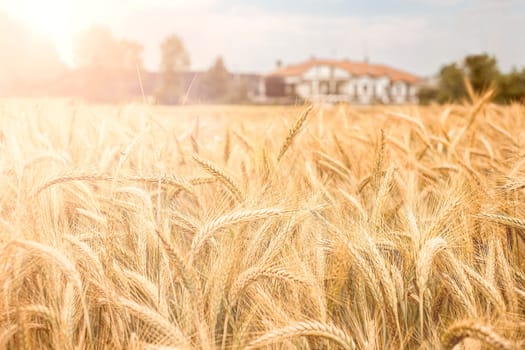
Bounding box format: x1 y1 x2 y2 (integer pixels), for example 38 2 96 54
333 67 351 79
355 76 375 104
265 76 286 97
408 85 418 103
391 81 408 104
340 80 355 98
302 65 352 98
303 65 332 80
295 83 311 98
375 77 391 104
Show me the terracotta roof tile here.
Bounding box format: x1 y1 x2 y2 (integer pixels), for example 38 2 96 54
269 59 421 83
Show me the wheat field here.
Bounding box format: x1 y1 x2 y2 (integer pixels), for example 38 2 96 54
0 95 524 349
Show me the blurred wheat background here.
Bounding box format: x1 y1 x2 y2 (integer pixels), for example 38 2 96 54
0 94 524 349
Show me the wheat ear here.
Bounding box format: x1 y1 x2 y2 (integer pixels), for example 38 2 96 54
245 320 355 350
442 319 514 350
332 132 352 170
372 129 386 191
155 230 197 294
118 296 190 347
416 237 447 339
477 212 525 264
478 213 525 241
192 155 243 201
33 174 114 197
276 105 313 162
34 173 197 198
11 240 93 343
229 266 309 302
191 208 284 256
232 128 255 152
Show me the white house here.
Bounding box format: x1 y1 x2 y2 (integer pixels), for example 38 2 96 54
264 59 421 104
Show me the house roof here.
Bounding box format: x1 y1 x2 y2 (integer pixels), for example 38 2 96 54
269 59 421 83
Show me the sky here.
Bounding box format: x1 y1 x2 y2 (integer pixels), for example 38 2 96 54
0 0 524 76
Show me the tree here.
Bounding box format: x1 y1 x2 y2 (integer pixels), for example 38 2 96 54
73 26 143 72
204 56 231 102
496 68 525 104
463 53 499 93
156 35 190 104
230 80 250 103
120 40 144 72
417 85 439 105
436 63 467 103
72 26 143 101
422 53 524 105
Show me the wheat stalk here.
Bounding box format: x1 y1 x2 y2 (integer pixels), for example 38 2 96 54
223 129 231 164
232 128 255 152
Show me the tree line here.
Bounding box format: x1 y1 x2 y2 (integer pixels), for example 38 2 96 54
74 27 237 103
418 53 525 104
0 13 237 103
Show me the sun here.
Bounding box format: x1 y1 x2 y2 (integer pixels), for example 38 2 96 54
3 0 96 64
6 0 78 37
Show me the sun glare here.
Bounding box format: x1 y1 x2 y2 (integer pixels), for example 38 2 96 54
3 0 94 64
7 1 77 37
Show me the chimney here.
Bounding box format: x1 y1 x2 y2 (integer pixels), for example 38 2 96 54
275 59 283 69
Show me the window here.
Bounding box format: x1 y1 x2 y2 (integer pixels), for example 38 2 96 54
358 80 373 96
392 82 406 96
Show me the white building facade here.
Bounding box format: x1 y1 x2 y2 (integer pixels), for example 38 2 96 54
265 59 421 104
